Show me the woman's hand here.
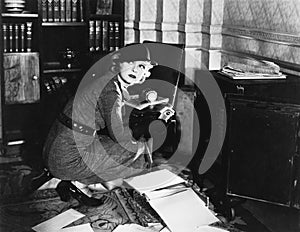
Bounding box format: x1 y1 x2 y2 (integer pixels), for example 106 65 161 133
133 138 153 169
133 141 146 161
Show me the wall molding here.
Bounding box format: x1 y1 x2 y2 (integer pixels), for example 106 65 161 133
222 26 300 47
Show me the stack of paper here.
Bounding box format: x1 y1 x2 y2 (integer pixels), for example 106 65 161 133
148 188 219 232
124 169 220 232
220 60 286 80
125 169 187 195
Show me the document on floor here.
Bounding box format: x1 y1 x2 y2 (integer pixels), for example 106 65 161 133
124 169 187 195
125 169 219 232
60 223 94 232
148 188 219 232
32 209 85 232
112 223 160 232
195 225 229 232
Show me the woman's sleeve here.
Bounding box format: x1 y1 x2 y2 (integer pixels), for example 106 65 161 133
98 85 136 146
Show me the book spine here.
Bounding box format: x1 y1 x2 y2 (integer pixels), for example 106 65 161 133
108 21 115 51
79 0 84 21
114 21 120 50
89 20 95 52
71 0 77 22
48 0 54 22
60 0 66 22
95 20 100 51
3 24 8 53
20 24 25 52
99 20 103 51
65 0 71 22
9 24 13 52
26 22 32 52
42 0 48 22
102 20 108 51
15 24 19 52
54 0 60 22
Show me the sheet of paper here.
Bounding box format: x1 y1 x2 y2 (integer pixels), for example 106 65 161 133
196 225 229 232
60 223 94 232
112 223 157 232
124 169 186 194
149 188 219 232
32 209 85 232
144 185 189 201
160 227 171 232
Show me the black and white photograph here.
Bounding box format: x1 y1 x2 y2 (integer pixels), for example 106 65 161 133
0 0 299 231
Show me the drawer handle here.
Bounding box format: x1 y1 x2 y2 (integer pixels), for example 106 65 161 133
32 75 39 80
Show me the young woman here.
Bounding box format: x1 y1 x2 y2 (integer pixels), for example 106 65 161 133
42 44 157 205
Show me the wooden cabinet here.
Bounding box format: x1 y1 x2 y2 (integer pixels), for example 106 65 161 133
211 71 300 209
226 95 300 208
1 4 41 155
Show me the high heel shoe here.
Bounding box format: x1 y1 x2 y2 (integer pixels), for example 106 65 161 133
23 168 53 195
56 181 106 207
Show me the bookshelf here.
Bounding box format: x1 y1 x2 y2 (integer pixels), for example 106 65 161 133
39 0 124 141
38 0 124 69
87 0 124 65
1 1 42 160
0 0 125 161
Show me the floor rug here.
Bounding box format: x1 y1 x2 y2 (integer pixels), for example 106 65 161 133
0 162 269 232
0 187 248 232
0 187 161 232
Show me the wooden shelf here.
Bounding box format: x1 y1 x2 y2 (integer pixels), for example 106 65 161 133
89 14 122 21
43 68 82 74
2 13 38 18
0 156 23 164
42 22 86 27
89 50 111 55
4 52 39 55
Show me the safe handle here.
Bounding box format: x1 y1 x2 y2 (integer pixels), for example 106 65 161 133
32 75 39 80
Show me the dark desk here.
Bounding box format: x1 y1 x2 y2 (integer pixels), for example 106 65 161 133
210 71 300 209
211 70 300 104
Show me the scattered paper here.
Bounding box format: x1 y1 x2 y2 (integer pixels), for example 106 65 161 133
38 178 61 190
124 169 186 194
149 188 219 232
60 223 94 232
146 223 164 231
196 225 229 232
143 185 189 201
112 223 158 232
32 209 85 232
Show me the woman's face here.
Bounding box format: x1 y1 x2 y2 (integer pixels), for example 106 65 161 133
119 61 154 86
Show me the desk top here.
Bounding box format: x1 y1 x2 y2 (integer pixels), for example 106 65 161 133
210 70 300 104
211 70 300 85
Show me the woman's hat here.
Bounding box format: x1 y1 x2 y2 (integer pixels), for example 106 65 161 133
113 44 158 66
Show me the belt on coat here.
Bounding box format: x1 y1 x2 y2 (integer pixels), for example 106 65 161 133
57 113 108 137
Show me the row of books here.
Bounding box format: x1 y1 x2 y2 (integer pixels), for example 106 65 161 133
41 0 84 22
2 23 33 53
89 20 121 52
